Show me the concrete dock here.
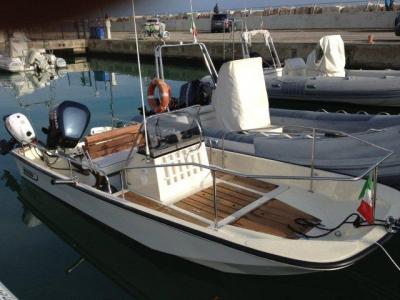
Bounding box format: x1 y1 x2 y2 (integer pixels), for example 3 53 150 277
30 38 87 55
87 30 400 69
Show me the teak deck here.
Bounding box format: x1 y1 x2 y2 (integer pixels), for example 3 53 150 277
121 176 318 239
121 191 208 227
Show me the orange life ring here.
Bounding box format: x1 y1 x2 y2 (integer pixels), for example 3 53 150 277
147 78 171 113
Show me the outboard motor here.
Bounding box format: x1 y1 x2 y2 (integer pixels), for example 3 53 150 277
26 49 49 72
177 80 213 108
43 100 90 149
0 113 36 155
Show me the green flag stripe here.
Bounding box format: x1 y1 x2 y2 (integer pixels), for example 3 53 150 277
358 174 373 200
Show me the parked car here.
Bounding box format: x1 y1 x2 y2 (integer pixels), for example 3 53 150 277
211 13 234 33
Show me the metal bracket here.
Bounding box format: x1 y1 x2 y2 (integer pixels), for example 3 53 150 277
386 216 400 234
51 177 78 186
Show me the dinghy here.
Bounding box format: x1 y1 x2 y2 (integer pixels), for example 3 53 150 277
1 98 400 275
242 31 400 107
142 42 400 186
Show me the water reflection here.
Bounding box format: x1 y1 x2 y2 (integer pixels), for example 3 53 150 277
0 56 208 124
0 70 64 98
2 56 400 115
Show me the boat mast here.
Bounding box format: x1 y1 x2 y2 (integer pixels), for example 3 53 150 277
131 0 150 157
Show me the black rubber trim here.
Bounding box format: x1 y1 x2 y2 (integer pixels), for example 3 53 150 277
12 152 394 271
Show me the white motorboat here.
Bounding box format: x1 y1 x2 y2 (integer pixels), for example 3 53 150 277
0 32 67 73
2 65 400 275
242 30 400 107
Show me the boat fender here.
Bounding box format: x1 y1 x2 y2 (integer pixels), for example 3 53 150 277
147 78 171 113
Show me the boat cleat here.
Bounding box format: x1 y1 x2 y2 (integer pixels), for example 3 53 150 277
385 216 400 234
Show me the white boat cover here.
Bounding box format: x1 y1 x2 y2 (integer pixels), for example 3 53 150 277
8 33 30 58
212 57 271 131
306 35 345 77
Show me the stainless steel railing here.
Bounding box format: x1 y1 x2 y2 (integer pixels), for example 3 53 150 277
124 115 392 227
155 42 218 84
23 112 391 229
27 143 113 194
214 124 393 188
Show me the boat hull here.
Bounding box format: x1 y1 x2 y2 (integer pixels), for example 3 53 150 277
266 75 400 107
0 57 25 73
13 152 376 276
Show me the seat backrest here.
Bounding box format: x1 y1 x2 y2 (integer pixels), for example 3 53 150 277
211 57 271 131
283 58 307 77
84 124 143 159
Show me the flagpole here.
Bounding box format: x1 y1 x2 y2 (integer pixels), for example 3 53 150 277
372 167 378 220
189 0 198 43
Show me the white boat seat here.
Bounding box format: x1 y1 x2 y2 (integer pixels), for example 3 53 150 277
91 149 131 175
83 124 143 175
83 124 143 159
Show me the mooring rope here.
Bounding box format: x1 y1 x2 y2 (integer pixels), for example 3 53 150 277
375 242 400 272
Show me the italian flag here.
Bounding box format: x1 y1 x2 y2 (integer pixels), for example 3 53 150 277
357 175 375 224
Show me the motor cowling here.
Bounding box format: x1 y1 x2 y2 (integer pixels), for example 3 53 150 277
177 80 213 109
1 113 36 155
4 113 36 145
45 100 90 149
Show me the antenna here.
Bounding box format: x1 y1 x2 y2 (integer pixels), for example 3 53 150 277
131 0 150 157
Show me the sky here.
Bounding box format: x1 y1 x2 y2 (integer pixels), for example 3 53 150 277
109 0 365 16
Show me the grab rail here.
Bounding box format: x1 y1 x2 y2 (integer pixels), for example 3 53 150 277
215 124 393 192
155 42 219 84
24 114 391 229
123 117 391 228
125 157 386 228
28 143 113 194
241 29 282 68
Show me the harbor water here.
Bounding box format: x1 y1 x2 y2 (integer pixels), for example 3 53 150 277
1 57 400 299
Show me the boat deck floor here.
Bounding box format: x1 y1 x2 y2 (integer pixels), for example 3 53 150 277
121 175 318 239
